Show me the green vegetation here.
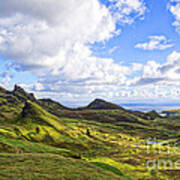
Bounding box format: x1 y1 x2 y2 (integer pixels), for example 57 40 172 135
0 154 125 180
92 162 132 180
80 98 125 110
146 110 161 119
0 85 179 180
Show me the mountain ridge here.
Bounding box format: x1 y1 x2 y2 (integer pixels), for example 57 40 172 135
83 98 125 110
0 84 160 121
0 84 179 180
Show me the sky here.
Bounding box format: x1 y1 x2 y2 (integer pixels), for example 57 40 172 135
0 0 180 107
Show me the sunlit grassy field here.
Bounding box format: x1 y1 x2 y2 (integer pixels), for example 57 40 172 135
0 87 180 179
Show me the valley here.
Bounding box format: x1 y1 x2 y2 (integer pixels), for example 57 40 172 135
0 85 179 180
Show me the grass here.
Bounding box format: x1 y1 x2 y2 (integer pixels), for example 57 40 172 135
0 112 179 179
0 153 127 180
0 86 180 179
0 105 179 179
20 101 65 131
0 135 80 158
92 162 133 180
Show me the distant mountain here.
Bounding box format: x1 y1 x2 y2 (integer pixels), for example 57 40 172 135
82 98 125 110
0 84 160 123
129 110 161 120
146 110 161 119
0 86 179 180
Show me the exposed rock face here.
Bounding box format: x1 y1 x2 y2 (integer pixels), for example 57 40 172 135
14 84 26 93
12 84 36 102
22 101 33 118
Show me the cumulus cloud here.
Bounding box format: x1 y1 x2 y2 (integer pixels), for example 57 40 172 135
135 36 173 50
0 0 147 92
3 1 179 105
32 50 180 103
130 51 180 86
0 0 116 70
168 0 180 33
1 0 180 106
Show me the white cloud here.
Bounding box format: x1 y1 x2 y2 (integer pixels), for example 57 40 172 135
130 51 180 86
4 0 179 105
1 0 180 106
31 49 180 106
0 0 116 67
34 50 180 100
0 0 146 90
109 0 146 24
135 36 173 50
168 0 180 33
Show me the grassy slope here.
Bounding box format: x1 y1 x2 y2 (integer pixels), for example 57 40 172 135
0 153 127 180
0 101 129 179
0 89 23 119
21 101 66 131
56 109 148 126
0 135 80 158
0 103 179 179
0 86 180 179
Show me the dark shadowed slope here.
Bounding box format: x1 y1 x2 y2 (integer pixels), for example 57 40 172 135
37 98 69 115
0 85 179 180
12 84 36 102
81 98 125 110
0 85 68 120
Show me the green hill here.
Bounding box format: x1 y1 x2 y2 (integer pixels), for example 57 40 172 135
146 110 161 119
37 98 69 116
82 98 125 110
0 153 127 180
0 85 179 180
0 85 68 120
21 101 65 131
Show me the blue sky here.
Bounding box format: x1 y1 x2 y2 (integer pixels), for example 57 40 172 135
0 0 180 107
95 0 180 64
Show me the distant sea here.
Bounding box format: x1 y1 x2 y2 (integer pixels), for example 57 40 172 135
119 103 180 112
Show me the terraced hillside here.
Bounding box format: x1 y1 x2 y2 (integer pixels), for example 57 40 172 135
0 85 179 180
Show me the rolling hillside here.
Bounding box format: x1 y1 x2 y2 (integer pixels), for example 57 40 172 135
0 85 179 179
